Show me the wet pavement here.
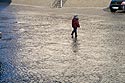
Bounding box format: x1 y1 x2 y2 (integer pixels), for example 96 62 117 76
0 4 125 83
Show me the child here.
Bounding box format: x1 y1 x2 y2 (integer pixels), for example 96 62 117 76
71 15 80 38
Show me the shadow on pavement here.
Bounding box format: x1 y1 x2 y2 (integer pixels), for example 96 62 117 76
117 10 125 13
0 0 11 11
0 0 12 81
0 62 2 80
103 7 110 12
0 1 20 82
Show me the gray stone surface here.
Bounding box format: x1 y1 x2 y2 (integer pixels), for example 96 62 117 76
0 4 125 83
12 0 110 7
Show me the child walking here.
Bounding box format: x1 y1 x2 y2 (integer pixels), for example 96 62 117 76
71 15 80 38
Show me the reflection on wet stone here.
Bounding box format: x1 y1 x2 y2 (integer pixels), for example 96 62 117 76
72 38 79 53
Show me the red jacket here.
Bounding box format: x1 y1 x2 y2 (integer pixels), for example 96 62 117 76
72 18 80 28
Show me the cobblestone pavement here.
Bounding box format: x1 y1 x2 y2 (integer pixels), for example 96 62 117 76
0 4 125 83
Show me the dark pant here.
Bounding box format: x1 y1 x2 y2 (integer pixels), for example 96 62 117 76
71 28 77 37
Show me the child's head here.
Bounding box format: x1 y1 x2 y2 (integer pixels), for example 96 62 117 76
74 15 79 20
